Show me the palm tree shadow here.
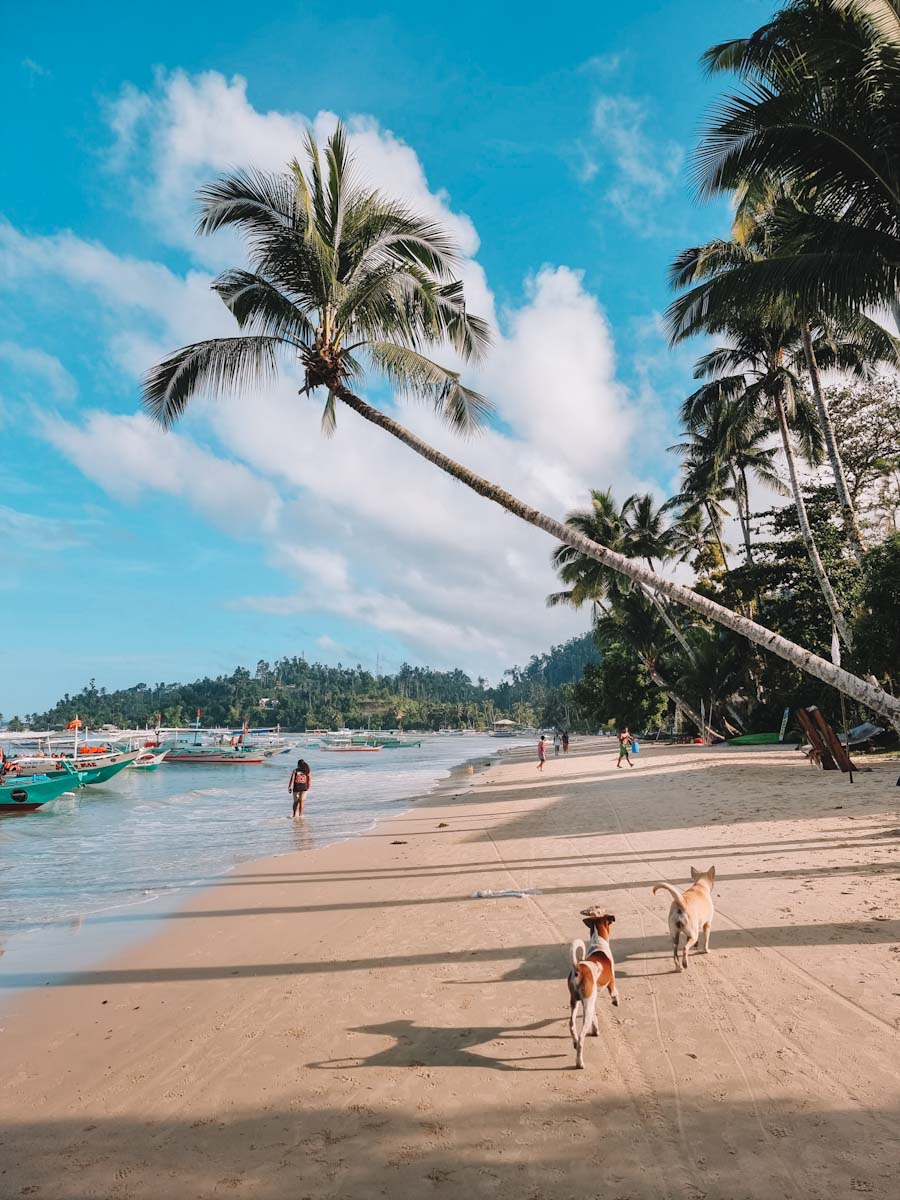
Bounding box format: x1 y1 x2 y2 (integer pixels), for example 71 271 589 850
307 1016 568 1073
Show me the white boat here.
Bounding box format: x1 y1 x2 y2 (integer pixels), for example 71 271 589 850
130 749 168 771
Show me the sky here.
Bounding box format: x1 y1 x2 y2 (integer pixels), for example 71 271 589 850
0 0 762 716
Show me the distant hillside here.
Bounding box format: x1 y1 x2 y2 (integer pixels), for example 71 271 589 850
16 633 599 733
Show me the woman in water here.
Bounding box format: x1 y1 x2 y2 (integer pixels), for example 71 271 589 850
289 758 312 817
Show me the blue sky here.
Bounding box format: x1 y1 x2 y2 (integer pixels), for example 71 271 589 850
1 0 757 716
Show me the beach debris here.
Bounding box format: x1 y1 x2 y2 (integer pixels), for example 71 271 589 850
472 888 543 899
390 840 407 845
438 822 449 828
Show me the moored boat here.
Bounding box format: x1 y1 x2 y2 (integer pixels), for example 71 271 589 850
0 762 83 814
130 749 168 770
9 747 141 785
320 734 381 753
162 744 266 765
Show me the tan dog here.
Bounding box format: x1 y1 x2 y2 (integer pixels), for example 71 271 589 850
567 912 619 1069
652 867 716 971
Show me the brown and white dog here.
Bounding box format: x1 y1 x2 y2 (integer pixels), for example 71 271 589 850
567 912 619 1069
652 866 716 971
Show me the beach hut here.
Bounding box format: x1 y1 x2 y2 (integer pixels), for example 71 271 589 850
491 719 518 738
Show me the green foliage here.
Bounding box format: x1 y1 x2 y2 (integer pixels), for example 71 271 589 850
143 126 491 437
23 636 599 733
573 641 667 732
854 534 900 689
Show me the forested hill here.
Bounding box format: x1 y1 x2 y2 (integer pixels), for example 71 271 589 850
15 633 598 732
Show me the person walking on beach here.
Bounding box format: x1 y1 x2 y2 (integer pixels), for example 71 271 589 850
562 731 570 754
617 728 634 769
289 758 312 816
553 732 561 757
537 735 547 772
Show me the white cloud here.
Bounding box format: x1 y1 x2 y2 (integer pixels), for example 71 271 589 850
0 70 681 679
0 341 77 402
38 410 283 536
587 94 684 233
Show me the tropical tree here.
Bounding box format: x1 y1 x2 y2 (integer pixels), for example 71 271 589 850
142 127 900 730
694 0 900 324
668 305 873 647
668 222 899 559
669 395 784 566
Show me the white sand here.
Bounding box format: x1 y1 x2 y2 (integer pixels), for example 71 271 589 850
1 741 899 1198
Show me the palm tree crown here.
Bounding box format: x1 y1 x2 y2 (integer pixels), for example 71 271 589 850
143 126 492 436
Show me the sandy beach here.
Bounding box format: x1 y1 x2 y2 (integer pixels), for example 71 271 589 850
2 740 899 1199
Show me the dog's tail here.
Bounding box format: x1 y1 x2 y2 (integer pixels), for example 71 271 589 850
570 939 587 968
652 883 684 905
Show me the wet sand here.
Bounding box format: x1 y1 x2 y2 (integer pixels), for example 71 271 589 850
1 740 899 1198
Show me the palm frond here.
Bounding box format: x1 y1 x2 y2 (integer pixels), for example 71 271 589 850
142 337 282 428
367 342 493 434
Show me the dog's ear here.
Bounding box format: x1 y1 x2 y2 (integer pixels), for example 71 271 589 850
604 914 615 925
582 917 598 932
690 866 701 881
707 865 716 883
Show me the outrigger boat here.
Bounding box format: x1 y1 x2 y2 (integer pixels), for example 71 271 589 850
6 745 141 785
151 715 266 764
130 748 168 771
0 761 83 814
320 733 381 753
162 744 266 764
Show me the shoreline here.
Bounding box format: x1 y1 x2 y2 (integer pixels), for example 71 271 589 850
0 741 516 1000
2 740 899 1198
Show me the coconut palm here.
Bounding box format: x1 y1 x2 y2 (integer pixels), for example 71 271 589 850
550 490 696 659
668 221 900 559
694 0 900 330
664 437 736 571
668 301 865 647
142 128 900 729
670 398 784 566
593 592 725 738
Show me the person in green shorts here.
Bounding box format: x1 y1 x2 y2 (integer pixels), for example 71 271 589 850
617 728 634 769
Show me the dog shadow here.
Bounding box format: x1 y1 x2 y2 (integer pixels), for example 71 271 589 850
307 1017 568 1073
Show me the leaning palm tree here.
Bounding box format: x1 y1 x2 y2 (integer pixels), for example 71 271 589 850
142 127 900 729
592 591 724 738
551 489 697 660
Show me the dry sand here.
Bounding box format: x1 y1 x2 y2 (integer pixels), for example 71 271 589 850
2 741 900 1199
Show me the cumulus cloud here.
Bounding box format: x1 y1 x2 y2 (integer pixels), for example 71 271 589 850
0 69 677 679
38 410 282 536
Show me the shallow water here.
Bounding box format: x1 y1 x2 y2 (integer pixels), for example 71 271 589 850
0 735 526 981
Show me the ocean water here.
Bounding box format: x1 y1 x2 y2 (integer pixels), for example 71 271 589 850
0 735 528 983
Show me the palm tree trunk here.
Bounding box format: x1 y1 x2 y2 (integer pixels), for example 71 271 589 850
799 321 867 560
771 387 854 650
334 385 900 730
640 575 697 663
731 466 754 564
705 502 730 569
647 666 724 741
